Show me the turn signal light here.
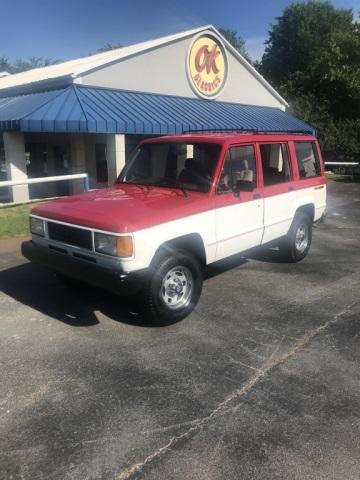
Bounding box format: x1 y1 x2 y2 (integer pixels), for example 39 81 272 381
94 232 133 257
116 236 133 257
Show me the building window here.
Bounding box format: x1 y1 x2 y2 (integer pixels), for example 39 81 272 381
95 144 108 183
259 143 291 186
54 145 69 196
0 134 6 180
295 142 321 178
0 134 9 202
25 143 48 177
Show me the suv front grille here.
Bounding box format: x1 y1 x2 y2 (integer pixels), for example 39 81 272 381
47 222 92 250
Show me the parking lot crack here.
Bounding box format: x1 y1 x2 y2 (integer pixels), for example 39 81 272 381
226 355 261 372
115 301 358 480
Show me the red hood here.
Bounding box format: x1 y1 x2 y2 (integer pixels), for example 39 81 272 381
31 184 213 233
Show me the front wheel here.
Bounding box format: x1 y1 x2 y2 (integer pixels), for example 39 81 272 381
142 250 203 325
279 212 312 262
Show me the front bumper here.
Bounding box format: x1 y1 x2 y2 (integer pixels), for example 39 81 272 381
21 240 144 296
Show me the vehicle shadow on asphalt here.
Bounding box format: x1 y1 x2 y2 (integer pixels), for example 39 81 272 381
0 262 155 328
205 246 289 275
204 254 248 279
246 246 291 264
1 247 285 329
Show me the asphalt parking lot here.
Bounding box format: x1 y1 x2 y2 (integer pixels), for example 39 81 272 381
1 180 360 480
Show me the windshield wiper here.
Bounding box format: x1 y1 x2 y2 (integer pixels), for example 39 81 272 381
138 184 151 192
125 182 151 192
160 182 189 197
124 180 189 197
175 186 188 197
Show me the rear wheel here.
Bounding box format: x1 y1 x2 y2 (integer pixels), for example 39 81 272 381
279 212 312 262
143 249 203 325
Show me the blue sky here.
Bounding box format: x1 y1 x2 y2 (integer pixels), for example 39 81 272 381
1 0 359 62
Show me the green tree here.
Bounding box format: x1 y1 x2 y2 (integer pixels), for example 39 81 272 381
11 57 60 73
1 42 123 75
218 28 251 62
0 57 11 73
261 1 360 158
0 56 60 74
97 42 123 53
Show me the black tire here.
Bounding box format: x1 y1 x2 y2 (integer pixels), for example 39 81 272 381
279 212 312 262
142 249 203 325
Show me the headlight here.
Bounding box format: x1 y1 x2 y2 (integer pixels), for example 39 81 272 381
30 217 45 237
94 233 133 257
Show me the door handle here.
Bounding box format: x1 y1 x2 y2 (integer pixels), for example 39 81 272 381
288 186 294 191
314 185 325 190
253 193 262 199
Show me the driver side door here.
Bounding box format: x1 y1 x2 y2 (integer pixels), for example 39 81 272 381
214 144 264 261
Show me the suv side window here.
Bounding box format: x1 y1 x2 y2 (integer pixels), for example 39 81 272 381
259 143 291 186
295 142 321 178
217 145 257 194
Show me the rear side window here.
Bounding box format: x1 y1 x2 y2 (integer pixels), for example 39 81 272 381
217 145 257 194
259 143 291 186
295 142 321 178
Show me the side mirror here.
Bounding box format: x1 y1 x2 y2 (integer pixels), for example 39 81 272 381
234 179 255 195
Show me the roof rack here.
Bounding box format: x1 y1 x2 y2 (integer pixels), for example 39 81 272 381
182 128 315 135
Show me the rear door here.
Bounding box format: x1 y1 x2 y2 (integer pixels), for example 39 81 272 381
214 144 264 261
291 140 326 221
258 141 296 244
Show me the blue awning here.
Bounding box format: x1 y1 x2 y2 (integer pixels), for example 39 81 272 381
0 85 315 135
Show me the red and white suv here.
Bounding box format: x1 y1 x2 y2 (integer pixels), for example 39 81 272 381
22 133 326 324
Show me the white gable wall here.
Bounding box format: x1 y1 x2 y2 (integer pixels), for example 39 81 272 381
76 36 284 110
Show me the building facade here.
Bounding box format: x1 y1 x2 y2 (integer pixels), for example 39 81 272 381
0 25 312 203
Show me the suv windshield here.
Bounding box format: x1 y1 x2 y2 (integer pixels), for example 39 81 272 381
118 142 221 193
